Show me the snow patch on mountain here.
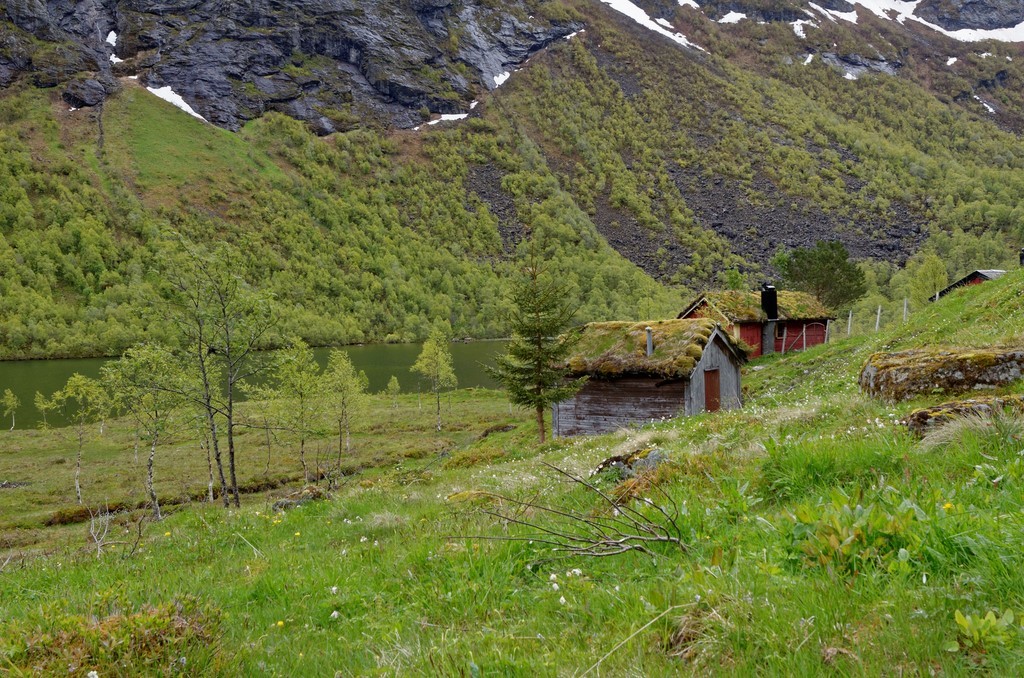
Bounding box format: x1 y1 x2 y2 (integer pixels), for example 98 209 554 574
719 12 747 24
810 2 859 24
146 86 206 121
809 1 1024 43
792 19 817 38
598 0 705 51
428 113 470 125
974 94 995 113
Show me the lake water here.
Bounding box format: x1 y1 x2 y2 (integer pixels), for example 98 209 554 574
0 341 507 429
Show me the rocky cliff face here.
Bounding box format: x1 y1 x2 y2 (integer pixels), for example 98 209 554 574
1 0 579 132
916 0 1024 31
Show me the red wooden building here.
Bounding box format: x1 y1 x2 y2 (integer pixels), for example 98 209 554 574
678 287 834 358
935 270 1005 299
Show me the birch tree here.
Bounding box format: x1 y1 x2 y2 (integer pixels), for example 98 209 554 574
40 374 108 504
2 389 19 431
103 345 187 520
322 350 368 468
163 237 276 507
412 328 457 432
246 340 324 482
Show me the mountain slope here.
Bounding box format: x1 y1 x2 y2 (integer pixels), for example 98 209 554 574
2 0 1024 358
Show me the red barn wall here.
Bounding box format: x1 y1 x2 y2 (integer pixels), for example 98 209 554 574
738 323 764 357
775 321 828 353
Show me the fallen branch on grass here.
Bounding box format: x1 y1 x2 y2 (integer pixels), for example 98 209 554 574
453 462 688 559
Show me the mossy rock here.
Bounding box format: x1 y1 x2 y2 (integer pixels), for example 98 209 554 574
902 395 1024 436
860 347 1024 402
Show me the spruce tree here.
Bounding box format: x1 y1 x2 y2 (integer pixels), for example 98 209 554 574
489 255 585 443
773 241 867 310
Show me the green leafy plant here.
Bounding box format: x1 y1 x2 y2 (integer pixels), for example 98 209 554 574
945 609 1019 653
783 487 923 576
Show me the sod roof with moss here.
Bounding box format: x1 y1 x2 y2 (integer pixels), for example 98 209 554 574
682 291 834 323
564 319 743 379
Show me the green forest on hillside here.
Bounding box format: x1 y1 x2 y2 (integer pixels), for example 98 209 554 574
2 1 1024 359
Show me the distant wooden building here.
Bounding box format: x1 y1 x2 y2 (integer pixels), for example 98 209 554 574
935 270 1006 299
679 287 834 358
552 319 747 438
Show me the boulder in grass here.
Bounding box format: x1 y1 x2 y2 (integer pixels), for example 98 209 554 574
859 347 1024 402
901 395 1024 436
272 485 330 511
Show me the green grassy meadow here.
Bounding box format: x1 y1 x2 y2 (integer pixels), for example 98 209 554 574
3 274 1024 675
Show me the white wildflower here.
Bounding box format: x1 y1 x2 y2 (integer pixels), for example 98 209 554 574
559 596 566 605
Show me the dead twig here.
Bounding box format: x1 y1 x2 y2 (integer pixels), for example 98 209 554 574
122 514 147 560
455 463 688 560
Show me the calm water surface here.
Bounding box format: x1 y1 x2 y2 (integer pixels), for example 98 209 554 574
0 341 507 429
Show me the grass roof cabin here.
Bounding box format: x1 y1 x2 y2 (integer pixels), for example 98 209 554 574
679 288 834 358
552 319 748 437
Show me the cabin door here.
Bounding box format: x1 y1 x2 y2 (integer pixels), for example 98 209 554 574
704 369 721 413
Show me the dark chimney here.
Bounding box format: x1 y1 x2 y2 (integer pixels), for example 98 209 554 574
761 283 778 320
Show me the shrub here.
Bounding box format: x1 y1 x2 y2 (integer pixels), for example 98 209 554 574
783 487 924 576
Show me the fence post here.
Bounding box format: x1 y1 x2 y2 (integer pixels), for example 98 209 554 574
825 319 831 343
781 326 788 354
875 305 882 332
903 298 908 322
847 310 853 337
802 323 806 351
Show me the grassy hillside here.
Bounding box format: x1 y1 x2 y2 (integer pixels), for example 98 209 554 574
3 272 1024 674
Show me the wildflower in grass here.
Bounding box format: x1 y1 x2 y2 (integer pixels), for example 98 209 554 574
552 583 559 591
164 531 171 537
549 573 557 581
88 672 99 678
276 621 284 627
360 536 368 543
330 611 340 619
330 586 339 595
943 502 953 510
559 596 567 605
294 532 301 536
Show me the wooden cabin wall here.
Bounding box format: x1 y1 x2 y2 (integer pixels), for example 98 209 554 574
686 335 743 415
552 378 687 437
